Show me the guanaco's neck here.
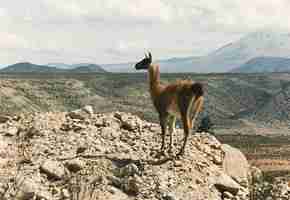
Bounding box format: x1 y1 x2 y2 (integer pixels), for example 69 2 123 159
148 64 161 97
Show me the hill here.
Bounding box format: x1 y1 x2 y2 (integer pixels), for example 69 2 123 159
69 64 107 73
0 62 65 73
0 62 107 73
249 83 290 124
1 73 289 128
0 109 250 200
231 57 290 73
46 63 72 69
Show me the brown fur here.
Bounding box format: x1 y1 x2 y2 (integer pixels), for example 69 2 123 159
147 64 204 156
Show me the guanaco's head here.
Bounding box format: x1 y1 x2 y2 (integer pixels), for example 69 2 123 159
135 52 152 70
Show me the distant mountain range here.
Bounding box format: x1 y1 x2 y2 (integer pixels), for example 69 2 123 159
203 30 290 72
101 56 201 73
2 30 290 73
69 64 107 73
0 62 63 73
0 62 107 73
231 57 290 73
102 30 290 73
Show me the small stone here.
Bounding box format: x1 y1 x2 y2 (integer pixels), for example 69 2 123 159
107 186 118 194
101 127 120 140
82 105 94 115
162 192 178 200
123 176 141 195
108 176 122 188
111 130 120 139
66 110 86 120
36 190 52 200
25 127 41 139
213 154 223 165
4 127 19 137
196 178 203 184
65 159 85 172
214 173 240 195
12 115 21 121
76 146 87 154
114 112 122 121
251 166 263 184
223 191 234 199
0 182 8 196
40 160 66 180
15 177 39 200
115 163 140 177
62 189 70 199
120 121 135 131
173 160 182 167
0 116 9 123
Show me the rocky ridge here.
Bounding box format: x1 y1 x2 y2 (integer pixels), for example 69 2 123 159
0 106 251 200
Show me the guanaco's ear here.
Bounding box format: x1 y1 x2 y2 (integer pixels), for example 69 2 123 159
148 52 152 63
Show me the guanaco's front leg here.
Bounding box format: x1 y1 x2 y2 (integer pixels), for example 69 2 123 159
177 114 191 157
159 114 168 153
168 115 176 154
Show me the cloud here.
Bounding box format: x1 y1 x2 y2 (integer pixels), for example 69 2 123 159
42 0 173 23
0 7 6 17
1 0 290 65
3 0 290 28
0 32 30 49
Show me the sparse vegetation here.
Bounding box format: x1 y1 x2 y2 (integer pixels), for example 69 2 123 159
1 72 290 181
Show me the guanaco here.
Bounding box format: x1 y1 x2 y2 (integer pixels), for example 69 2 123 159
135 52 204 156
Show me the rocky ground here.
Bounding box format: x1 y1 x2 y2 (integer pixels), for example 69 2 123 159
0 106 286 200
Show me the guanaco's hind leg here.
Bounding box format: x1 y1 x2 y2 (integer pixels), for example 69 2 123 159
168 115 176 153
177 114 191 156
190 96 204 130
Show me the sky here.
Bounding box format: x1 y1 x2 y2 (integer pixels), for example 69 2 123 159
1 0 290 65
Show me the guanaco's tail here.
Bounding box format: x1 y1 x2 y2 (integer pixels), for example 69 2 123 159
191 82 204 97
190 82 204 128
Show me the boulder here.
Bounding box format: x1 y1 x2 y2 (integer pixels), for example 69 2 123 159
222 144 249 186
